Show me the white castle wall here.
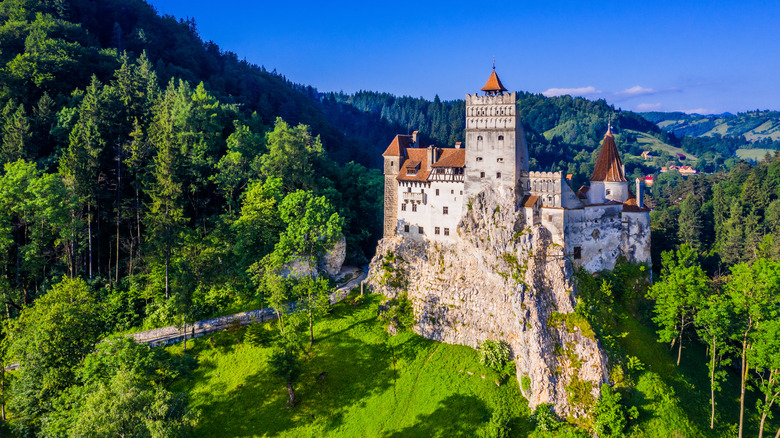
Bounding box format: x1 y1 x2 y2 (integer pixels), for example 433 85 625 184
621 212 652 265
396 180 464 244
564 205 624 272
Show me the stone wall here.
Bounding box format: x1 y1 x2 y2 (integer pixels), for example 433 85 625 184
367 186 609 418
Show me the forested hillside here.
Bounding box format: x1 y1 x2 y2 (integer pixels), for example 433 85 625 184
1 0 779 437
0 1 386 434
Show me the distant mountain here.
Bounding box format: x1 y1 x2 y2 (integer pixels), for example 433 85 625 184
641 110 780 141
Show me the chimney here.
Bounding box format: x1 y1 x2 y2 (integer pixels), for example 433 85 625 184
636 178 644 208
455 142 462 149
427 146 435 171
412 131 419 148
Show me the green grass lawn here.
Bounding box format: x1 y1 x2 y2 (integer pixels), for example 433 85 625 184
169 294 530 437
166 294 778 437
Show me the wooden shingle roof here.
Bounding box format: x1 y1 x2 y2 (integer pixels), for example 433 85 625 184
590 127 627 182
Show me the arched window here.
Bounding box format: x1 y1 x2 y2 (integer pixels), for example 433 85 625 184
498 135 504 141
477 135 483 140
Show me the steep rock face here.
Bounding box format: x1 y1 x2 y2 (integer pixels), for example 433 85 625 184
367 186 609 418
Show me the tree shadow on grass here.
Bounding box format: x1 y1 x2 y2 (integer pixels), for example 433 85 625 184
190 304 396 436
383 394 488 438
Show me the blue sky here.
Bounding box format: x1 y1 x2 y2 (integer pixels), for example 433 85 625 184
149 0 780 114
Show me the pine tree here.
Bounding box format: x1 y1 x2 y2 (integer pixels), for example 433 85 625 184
1 100 30 164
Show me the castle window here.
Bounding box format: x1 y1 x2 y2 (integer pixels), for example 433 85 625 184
391 162 394 167
435 227 440 235
401 203 406 211
436 189 440 196
460 191 463 195
498 135 504 140
443 206 449 215
574 247 582 259
497 157 504 163
480 172 485 178
476 157 483 162
496 172 502 179
606 189 612 195
412 203 417 212
418 226 424 234
451 190 454 194
477 136 483 140
444 228 450 236
421 189 424 194
404 225 410 233
408 187 412 192
548 215 553 222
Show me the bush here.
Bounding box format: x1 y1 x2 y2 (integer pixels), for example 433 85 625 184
593 384 628 438
530 403 560 431
379 293 415 331
480 404 511 438
478 339 511 371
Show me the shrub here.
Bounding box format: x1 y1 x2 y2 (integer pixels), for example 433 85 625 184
478 339 511 371
593 384 628 438
521 375 532 396
379 293 415 331
480 404 511 438
530 403 560 431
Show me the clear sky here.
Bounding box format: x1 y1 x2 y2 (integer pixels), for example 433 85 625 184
148 0 780 115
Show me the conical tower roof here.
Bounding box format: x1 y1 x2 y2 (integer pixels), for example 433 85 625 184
590 126 627 182
481 67 507 94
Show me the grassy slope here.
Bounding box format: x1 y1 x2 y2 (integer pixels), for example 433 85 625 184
166 294 778 437
169 295 529 437
623 129 698 161
735 148 779 161
614 310 776 438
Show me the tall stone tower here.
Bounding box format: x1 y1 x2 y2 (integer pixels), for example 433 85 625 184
382 133 416 237
464 67 529 198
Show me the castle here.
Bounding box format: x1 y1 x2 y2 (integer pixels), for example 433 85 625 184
382 68 651 272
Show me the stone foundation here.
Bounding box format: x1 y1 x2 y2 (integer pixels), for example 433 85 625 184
367 186 609 418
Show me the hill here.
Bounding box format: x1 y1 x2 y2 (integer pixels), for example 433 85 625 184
642 111 780 141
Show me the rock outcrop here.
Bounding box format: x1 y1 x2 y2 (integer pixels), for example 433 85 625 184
367 186 609 418
281 234 347 278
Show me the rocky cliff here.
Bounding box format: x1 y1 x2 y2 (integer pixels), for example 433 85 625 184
367 186 609 419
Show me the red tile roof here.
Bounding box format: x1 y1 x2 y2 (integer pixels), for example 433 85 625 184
481 69 507 93
591 127 627 182
383 134 416 157
576 185 590 199
431 148 465 168
397 149 432 182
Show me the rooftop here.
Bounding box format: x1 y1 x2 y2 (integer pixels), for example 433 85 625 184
481 67 508 95
590 126 627 182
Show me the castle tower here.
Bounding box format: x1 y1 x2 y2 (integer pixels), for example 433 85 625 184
382 133 416 237
589 126 629 204
464 67 529 198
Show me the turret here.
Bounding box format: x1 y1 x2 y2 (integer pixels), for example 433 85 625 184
382 135 412 237
589 126 629 204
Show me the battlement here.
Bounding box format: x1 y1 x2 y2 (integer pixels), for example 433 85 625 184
527 171 563 179
465 92 516 106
